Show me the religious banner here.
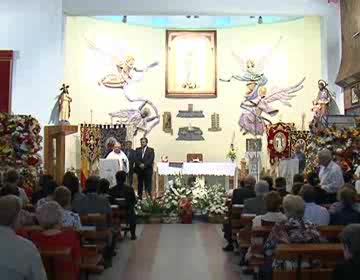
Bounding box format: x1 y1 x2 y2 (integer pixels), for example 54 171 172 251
289 130 312 156
266 122 295 164
80 124 127 186
99 125 127 158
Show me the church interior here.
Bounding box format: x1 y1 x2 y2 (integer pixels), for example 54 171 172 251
1 0 360 279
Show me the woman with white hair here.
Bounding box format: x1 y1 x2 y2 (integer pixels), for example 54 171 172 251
31 201 81 280
261 195 320 276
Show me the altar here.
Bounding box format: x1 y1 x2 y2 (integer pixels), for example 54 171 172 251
156 162 238 192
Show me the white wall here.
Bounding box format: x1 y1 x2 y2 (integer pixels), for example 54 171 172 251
63 16 322 170
0 0 64 125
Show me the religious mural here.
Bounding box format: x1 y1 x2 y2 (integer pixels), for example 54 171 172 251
220 37 305 136
86 38 160 136
166 30 217 98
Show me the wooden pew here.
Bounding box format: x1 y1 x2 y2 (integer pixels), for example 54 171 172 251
318 225 344 242
237 214 256 249
230 204 244 238
19 226 105 279
274 243 343 280
40 247 73 280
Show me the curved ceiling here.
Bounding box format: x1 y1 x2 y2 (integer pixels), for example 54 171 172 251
94 15 303 29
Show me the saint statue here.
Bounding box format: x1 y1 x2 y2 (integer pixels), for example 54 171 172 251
49 83 72 124
313 80 332 117
58 84 72 123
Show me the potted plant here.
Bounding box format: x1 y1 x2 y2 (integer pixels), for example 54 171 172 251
141 195 164 224
178 198 192 224
226 143 237 163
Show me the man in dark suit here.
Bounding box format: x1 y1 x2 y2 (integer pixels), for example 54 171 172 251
232 175 256 204
124 140 136 187
243 180 269 215
109 171 137 240
223 175 257 251
135 137 155 199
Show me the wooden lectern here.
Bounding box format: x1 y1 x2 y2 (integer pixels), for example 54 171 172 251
44 125 78 184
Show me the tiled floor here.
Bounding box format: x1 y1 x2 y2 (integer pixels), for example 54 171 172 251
92 224 251 280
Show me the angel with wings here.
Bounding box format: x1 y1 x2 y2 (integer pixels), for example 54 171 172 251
86 38 159 100
220 37 305 135
239 78 305 135
109 99 160 137
86 38 160 136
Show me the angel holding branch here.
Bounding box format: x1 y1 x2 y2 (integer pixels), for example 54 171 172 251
220 37 306 135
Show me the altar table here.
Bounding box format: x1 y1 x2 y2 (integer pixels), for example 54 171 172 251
156 162 238 192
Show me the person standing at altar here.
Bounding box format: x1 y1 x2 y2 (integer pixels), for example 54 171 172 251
106 143 129 174
135 137 155 199
124 141 136 187
318 149 344 203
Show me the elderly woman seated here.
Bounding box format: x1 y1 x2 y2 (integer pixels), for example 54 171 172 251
252 191 287 228
333 224 360 279
330 187 360 225
262 195 320 274
245 191 286 262
54 186 82 229
0 184 35 227
31 201 81 280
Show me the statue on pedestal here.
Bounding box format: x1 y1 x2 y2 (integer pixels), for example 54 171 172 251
49 84 72 125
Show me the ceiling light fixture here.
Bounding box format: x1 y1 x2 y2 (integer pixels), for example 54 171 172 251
122 15 127 23
258 16 263 24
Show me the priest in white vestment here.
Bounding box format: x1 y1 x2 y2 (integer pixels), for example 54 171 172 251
106 143 130 173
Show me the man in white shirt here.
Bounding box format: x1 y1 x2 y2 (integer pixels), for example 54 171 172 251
0 195 47 280
301 184 329 225
106 143 129 174
318 149 344 203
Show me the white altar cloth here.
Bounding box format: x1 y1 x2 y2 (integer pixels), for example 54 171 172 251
156 162 238 191
157 162 237 176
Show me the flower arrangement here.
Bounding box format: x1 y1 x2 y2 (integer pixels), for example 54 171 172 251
136 195 164 216
304 122 360 175
207 184 227 216
161 174 192 215
191 177 209 214
135 174 229 222
0 113 42 188
226 143 237 162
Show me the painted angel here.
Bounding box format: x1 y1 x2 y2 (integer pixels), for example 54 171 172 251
239 78 306 135
220 37 282 101
86 38 160 135
109 100 160 137
85 38 159 101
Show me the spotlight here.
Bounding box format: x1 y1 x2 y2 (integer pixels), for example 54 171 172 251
122 15 127 23
194 15 199 19
186 15 191 19
258 16 263 24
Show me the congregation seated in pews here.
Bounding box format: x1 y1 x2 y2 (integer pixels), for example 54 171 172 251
0 168 137 280
223 148 360 280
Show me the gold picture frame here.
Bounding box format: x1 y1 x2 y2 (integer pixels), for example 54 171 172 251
166 30 217 98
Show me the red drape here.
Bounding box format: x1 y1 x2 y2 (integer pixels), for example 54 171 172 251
0 50 13 113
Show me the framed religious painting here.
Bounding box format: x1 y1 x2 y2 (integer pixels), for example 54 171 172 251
166 30 217 98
